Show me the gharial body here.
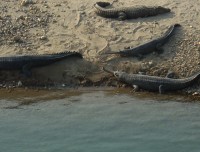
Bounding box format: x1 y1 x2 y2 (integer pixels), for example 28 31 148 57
103 67 200 94
0 51 82 76
94 2 171 20
104 24 180 57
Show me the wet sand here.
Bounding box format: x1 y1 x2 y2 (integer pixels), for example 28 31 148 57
0 87 200 109
0 0 200 95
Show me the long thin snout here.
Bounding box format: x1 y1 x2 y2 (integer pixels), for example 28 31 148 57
102 66 115 74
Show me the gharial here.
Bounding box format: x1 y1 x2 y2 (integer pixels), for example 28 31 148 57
103 67 200 94
94 2 171 20
104 24 181 57
0 51 83 77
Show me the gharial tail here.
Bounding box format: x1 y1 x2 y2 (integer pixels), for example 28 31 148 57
52 51 83 59
95 2 111 8
162 23 181 39
102 51 121 55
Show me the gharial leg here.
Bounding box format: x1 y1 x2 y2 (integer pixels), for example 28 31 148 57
155 43 164 53
159 85 165 94
22 63 33 77
132 85 139 92
118 12 127 20
136 54 144 60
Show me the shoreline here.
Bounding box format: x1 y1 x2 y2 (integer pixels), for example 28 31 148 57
0 81 200 100
0 0 200 98
0 87 200 109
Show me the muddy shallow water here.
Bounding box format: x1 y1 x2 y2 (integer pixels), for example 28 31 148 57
0 88 199 107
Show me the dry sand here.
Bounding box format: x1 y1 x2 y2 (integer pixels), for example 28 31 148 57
0 0 200 93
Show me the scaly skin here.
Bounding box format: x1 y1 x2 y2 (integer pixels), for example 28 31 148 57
94 2 171 20
0 51 82 76
103 67 200 93
105 24 181 57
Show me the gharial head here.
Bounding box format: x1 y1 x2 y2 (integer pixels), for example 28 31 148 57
155 6 171 14
113 71 126 78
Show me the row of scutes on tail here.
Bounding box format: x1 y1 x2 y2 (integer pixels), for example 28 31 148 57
51 51 83 58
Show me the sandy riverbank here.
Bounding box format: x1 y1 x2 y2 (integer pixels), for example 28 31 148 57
0 0 200 94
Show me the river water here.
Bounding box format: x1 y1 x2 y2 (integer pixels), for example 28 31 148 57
0 89 200 152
